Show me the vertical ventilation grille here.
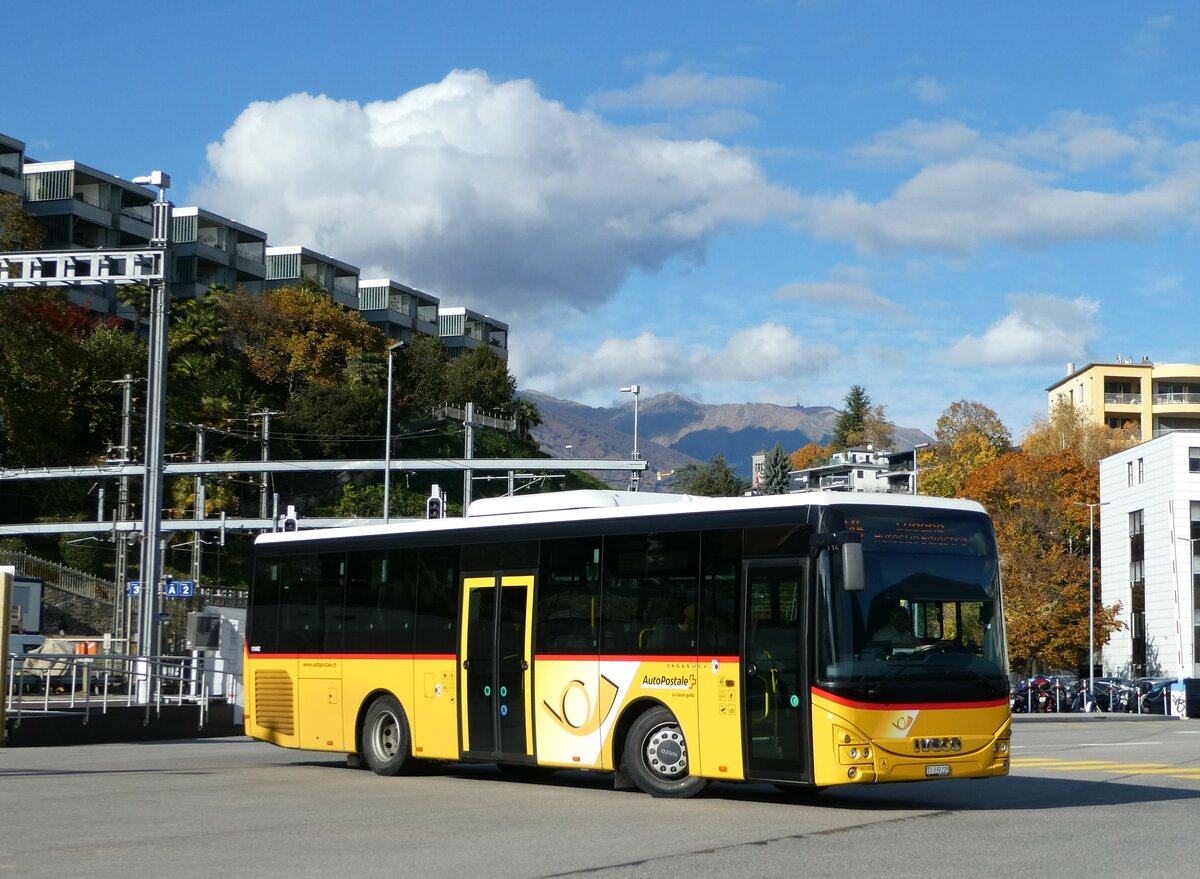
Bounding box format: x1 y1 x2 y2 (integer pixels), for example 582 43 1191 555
254 669 295 735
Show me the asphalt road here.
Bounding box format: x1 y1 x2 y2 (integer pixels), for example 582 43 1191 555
2 717 1197 879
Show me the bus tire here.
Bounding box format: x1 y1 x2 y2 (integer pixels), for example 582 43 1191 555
623 706 707 798
362 695 411 776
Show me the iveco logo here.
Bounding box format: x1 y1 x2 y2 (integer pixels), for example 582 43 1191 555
913 737 962 753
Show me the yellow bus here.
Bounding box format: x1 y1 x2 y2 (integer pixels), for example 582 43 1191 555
245 490 1010 797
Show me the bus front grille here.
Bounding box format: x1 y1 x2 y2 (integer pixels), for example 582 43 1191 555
254 669 296 735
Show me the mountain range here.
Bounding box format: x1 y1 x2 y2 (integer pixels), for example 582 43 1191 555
520 390 932 485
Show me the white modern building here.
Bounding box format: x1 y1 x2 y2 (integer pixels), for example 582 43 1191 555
1098 432 1200 679
789 447 915 494
171 207 267 298
438 306 509 361
265 245 359 310
358 278 439 344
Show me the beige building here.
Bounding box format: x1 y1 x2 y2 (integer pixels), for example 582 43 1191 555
1047 359 1200 440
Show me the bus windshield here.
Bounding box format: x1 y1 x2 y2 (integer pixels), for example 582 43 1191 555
817 506 1008 704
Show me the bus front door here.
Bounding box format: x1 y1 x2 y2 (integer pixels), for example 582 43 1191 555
459 573 535 762
742 559 812 783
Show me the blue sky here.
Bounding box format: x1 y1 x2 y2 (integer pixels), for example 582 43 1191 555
7 1 1200 438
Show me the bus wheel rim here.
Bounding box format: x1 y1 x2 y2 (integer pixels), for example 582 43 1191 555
373 712 399 759
644 723 687 779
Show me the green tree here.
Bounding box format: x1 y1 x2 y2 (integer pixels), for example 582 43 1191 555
398 334 450 414
830 385 871 451
446 345 517 410
760 443 792 494
673 455 749 497
0 193 45 251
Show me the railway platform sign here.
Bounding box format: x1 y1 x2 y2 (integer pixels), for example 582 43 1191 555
163 580 195 598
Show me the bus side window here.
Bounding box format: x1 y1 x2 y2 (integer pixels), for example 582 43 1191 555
537 538 601 653
416 545 459 655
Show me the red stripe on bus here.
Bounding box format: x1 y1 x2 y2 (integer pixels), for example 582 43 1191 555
534 654 738 663
244 652 455 661
812 686 1009 712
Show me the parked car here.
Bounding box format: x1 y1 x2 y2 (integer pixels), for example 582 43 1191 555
1140 679 1178 715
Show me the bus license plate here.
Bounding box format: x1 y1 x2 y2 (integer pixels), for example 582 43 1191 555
925 764 952 777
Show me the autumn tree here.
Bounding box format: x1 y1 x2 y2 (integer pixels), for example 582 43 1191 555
760 443 792 494
1022 398 1140 467
920 400 1012 498
960 449 1121 674
790 442 830 471
220 279 384 391
0 193 45 251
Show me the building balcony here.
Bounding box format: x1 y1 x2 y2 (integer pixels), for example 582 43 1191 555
1153 393 1200 406
1104 393 1142 406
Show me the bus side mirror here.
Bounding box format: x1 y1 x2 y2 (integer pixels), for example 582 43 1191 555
839 534 864 593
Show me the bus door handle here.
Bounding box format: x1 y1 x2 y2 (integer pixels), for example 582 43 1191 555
746 662 757 676
462 660 471 670
521 660 529 670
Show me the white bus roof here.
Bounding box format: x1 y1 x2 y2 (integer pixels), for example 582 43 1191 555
256 490 988 546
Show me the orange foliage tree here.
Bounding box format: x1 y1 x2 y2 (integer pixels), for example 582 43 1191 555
961 449 1121 674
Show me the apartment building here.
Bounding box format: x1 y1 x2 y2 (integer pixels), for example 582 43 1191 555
1048 359 1200 440
265 245 359 310
358 278 439 343
171 207 267 298
3 130 511 359
438 306 509 361
1098 432 1200 679
0 133 24 197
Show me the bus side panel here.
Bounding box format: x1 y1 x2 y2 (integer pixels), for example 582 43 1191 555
533 657 603 768
412 656 459 759
595 659 700 773
244 655 301 749
695 658 745 781
810 690 1011 787
297 663 344 752
341 656 417 756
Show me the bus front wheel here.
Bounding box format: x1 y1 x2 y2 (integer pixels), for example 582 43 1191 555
623 706 707 798
362 695 411 776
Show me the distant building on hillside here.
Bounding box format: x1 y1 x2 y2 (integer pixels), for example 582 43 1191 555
786 447 917 494
1047 358 1200 441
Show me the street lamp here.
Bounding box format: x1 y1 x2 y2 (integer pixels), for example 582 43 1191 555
383 340 407 523
619 384 641 492
911 442 930 495
1074 500 1110 697
130 170 172 698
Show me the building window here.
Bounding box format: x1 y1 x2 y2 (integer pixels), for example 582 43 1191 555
1137 458 1144 484
1129 509 1146 676
1190 448 1200 474
1127 461 1134 486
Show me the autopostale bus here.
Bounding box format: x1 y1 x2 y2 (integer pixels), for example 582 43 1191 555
245 490 1011 797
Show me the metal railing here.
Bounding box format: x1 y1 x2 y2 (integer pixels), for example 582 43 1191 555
1154 392 1200 406
1104 393 1141 405
0 550 116 603
4 649 239 728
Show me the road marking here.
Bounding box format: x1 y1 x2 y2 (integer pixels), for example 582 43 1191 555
1012 757 1200 780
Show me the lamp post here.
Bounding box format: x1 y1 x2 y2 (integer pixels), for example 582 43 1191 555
911 442 930 495
130 171 172 700
383 340 407 523
1075 500 1109 697
619 384 641 492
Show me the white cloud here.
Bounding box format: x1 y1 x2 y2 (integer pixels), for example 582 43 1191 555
525 323 833 400
945 294 1100 366
911 77 948 106
1129 14 1174 58
800 157 1200 254
1004 111 1142 172
589 69 779 112
194 71 797 318
774 265 899 311
848 119 989 167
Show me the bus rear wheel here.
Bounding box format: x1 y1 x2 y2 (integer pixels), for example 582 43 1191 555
624 706 707 798
362 695 411 776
